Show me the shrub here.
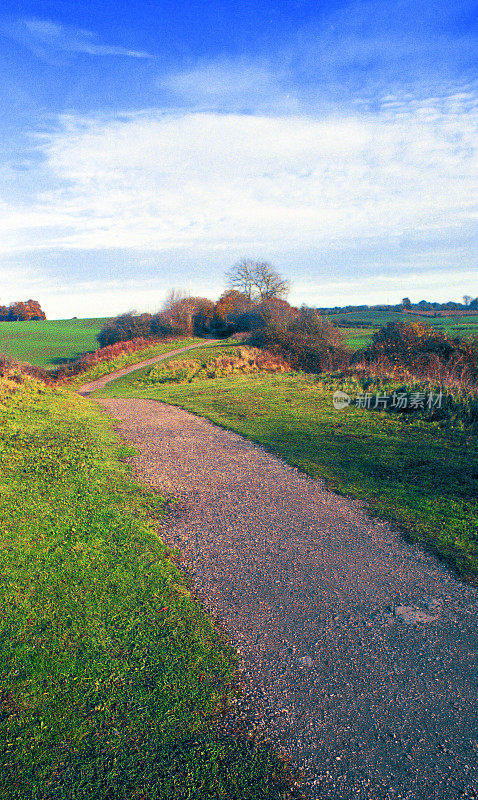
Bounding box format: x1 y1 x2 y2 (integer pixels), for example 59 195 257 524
251 308 350 373
356 321 478 386
97 313 153 347
155 294 216 337
150 313 180 338
51 337 167 382
137 347 291 385
0 354 49 383
321 370 478 433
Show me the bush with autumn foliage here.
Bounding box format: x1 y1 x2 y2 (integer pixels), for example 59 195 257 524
355 321 478 385
0 299 46 321
251 307 350 373
137 346 291 385
97 313 154 347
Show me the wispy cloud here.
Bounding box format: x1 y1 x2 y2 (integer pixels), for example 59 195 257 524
2 17 153 60
289 0 477 99
162 58 298 113
0 91 476 259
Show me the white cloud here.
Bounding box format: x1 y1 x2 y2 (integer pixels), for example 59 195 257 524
3 17 153 59
1 92 475 260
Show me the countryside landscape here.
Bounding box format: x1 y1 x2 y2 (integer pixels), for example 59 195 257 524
1 0 477 797
1 270 478 798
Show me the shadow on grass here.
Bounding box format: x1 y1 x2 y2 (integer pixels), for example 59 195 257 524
49 350 95 365
7 725 302 800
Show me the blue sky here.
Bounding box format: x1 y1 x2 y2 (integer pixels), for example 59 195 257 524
0 0 476 317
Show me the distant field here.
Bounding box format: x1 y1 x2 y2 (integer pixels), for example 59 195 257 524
328 310 478 341
340 326 375 350
0 318 107 366
1 311 475 368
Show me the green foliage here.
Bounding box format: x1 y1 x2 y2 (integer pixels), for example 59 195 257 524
0 318 108 367
0 375 296 799
96 370 478 584
357 320 478 385
321 372 478 433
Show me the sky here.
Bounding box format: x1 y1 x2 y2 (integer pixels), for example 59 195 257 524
0 0 477 318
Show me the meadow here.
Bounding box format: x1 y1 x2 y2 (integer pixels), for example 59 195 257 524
0 311 476 371
340 326 375 350
0 372 296 800
0 318 106 366
327 309 478 340
93 341 478 584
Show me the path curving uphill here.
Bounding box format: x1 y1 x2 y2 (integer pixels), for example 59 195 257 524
77 339 220 396
96 397 478 800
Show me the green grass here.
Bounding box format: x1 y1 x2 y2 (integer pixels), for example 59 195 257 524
67 337 205 387
95 368 478 583
0 375 296 800
0 318 108 366
340 326 374 350
91 341 258 391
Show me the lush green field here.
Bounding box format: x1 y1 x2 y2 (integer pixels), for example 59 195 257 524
94 347 478 583
0 318 107 366
327 310 478 340
340 326 374 350
1 311 475 369
0 374 295 800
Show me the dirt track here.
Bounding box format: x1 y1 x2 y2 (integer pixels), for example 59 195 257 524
77 340 219 395
96 396 478 800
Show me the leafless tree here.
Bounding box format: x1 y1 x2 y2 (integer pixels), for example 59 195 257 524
226 260 255 302
226 259 289 302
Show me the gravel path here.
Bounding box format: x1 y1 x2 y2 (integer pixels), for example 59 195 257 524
77 340 220 396
97 397 478 800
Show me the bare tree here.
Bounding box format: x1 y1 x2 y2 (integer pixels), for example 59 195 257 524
226 259 289 302
252 262 290 300
226 260 255 302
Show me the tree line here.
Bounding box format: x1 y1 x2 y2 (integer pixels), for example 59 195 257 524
318 296 478 316
97 260 295 346
0 299 46 321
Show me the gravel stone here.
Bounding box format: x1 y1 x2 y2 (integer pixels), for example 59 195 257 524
96 396 478 800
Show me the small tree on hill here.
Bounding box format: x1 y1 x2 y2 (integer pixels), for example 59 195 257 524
226 260 289 303
154 291 215 336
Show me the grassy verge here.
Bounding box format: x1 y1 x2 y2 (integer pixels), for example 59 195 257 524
0 318 108 366
0 374 297 799
94 369 478 583
66 337 205 387
90 341 247 390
